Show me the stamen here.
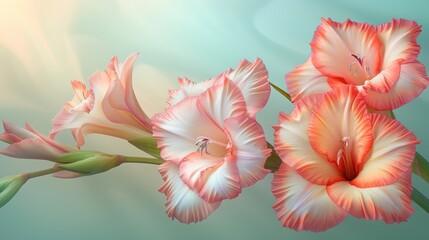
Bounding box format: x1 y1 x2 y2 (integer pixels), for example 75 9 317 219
341 136 350 148
336 136 356 180
195 136 227 155
349 53 370 78
350 53 365 67
196 138 210 155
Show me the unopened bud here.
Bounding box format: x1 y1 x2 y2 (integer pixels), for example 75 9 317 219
0 174 28 208
58 152 124 175
129 136 160 158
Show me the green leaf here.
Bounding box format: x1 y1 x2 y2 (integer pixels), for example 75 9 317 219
129 136 161 158
412 188 429 214
264 142 282 172
412 151 429 184
270 82 291 102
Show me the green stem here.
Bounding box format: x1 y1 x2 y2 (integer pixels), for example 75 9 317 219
388 110 429 184
25 167 62 179
412 188 429 214
412 152 429 184
123 156 164 165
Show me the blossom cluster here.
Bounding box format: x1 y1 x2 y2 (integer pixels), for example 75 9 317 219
0 18 428 232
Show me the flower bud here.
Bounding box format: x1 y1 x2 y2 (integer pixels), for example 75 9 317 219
0 174 28 208
57 151 124 175
128 136 160 158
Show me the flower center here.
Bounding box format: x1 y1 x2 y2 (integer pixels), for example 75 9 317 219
195 136 228 156
349 53 370 80
336 136 357 180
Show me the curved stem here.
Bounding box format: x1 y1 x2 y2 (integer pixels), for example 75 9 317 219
413 152 429 184
388 110 429 184
412 188 429 214
25 167 62 179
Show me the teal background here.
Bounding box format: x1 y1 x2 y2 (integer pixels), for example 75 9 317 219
1 0 429 239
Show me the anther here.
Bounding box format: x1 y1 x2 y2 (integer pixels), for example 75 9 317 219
349 53 370 78
195 137 210 155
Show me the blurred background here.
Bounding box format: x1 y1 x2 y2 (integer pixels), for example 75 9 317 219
1 0 428 239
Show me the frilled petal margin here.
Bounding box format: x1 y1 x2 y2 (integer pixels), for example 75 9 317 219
327 172 414 223
351 114 419 188
159 161 221 224
272 163 348 232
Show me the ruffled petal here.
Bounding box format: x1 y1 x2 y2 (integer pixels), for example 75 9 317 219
68 80 94 112
364 60 429 110
50 107 91 140
152 97 225 163
226 58 270 117
167 71 230 106
377 19 422 68
2 121 37 140
0 138 63 160
308 86 373 170
88 71 111 107
121 53 153 130
158 161 221 224
194 154 242 203
272 163 348 232
364 59 401 93
352 114 419 187
224 116 271 187
285 57 331 103
327 172 413 223
179 153 222 189
197 77 247 129
311 18 381 85
274 95 344 185
102 78 137 126
50 79 95 139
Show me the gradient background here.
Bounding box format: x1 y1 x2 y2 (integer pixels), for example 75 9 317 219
1 0 429 239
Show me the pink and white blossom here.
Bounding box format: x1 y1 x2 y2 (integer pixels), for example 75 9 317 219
273 86 419 231
168 58 270 118
153 77 271 223
0 121 75 160
50 53 152 147
286 18 429 110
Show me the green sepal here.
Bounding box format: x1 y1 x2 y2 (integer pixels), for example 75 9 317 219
129 136 161 158
0 174 27 208
59 155 122 175
54 151 101 164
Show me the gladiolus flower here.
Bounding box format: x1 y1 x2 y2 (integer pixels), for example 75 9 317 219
153 77 271 223
286 18 429 110
168 58 270 118
272 86 419 232
50 53 152 147
0 121 75 160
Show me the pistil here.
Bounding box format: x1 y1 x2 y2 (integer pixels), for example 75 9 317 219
349 53 370 79
336 136 357 180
